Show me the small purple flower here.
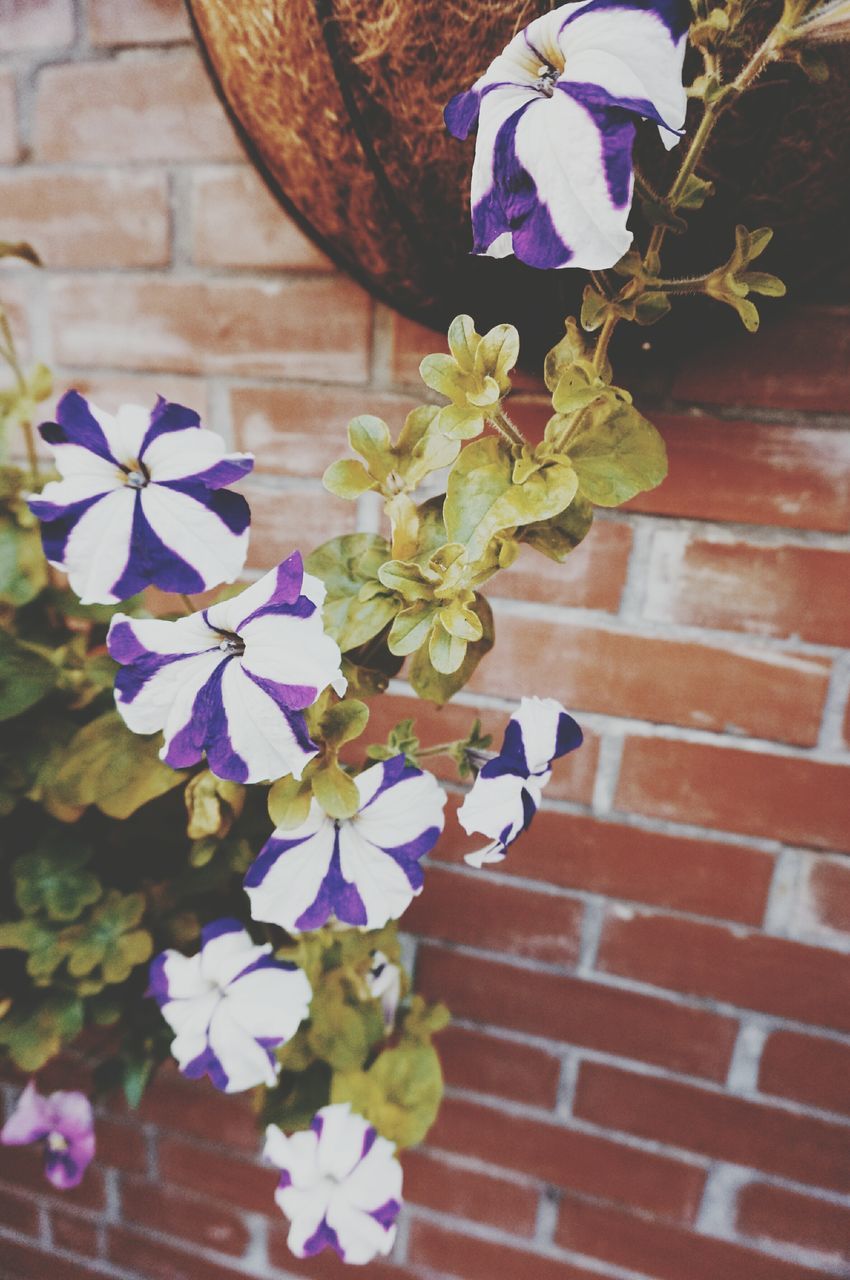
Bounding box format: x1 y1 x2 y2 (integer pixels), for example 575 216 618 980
266 1103 402 1265
1 1081 95 1190
446 0 690 270
245 756 446 932
28 391 253 604
107 552 346 784
150 918 313 1094
458 696 583 866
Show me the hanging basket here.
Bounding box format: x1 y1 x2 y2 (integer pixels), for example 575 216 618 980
187 0 850 363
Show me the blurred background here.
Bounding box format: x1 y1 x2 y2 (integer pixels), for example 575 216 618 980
0 2 849 1279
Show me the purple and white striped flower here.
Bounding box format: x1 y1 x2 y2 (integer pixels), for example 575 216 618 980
245 756 446 932
149 918 312 1093
28 391 253 605
459 697 583 867
445 0 690 270
1 1081 95 1190
265 1103 402 1265
107 552 346 784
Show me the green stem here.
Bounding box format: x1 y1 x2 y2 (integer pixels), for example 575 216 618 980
489 406 528 449
0 307 40 484
416 740 463 759
592 312 618 372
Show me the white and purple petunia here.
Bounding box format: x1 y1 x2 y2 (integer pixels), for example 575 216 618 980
107 551 346 784
458 697 583 867
149 918 312 1093
1 1081 95 1190
445 0 690 270
245 756 446 932
266 1103 402 1265
28 391 253 605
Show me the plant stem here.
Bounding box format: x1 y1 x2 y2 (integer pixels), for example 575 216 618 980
180 593 195 615
416 741 462 759
0 307 41 484
489 406 528 449
592 312 618 372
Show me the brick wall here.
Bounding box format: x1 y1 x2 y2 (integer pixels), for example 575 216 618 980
1 3 849 1279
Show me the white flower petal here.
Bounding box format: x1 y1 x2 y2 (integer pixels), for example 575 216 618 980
226 964 312 1043
199 923 267 989
514 696 567 774
337 826 419 929
245 804 337 931
354 764 446 850
140 484 248 588
240 613 345 696
326 1199 395 1265
110 403 151 462
219 661 318 783
62 488 136 604
457 772 527 844
141 427 247 482
315 1104 369 1182
207 1001 278 1092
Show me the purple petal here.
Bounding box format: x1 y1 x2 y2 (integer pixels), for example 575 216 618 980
370 1198 401 1231
43 390 118 465
295 829 368 931
301 1216 342 1259
560 0 691 41
138 397 201 456
108 491 207 599
170 457 254 490
445 88 481 140
200 917 245 949
157 481 251 536
28 492 106 566
234 551 307 629
244 830 315 890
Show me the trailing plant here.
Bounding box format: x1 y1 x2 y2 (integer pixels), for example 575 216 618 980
0 0 834 1263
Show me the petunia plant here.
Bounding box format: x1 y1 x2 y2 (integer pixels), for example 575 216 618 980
0 0 833 1264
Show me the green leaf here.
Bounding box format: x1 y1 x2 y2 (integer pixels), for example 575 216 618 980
0 630 58 720
42 710 186 820
13 832 101 921
444 437 578 561
396 405 460 487
185 770 244 840
268 774 314 829
633 292 672 326
307 970 385 1072
27 362 53 403
0 993 83 1072
409 596 493 706
319 698 370 749
312 760 361 820
306 534 397 652
322 458 376 500
677 174 715 211
123 1055 154 1110
544 317 591 393
567 402 667 506
365 717 421 768
331 1019 445 1148
387 602 437 657
742 271 786 298
428 622 467 675
347 415 393 480
447 314 478 371
0 919 71 983
581 284 608 332
0 514 49 606
474 323 519 390
523 494 594 562
63 889 152 986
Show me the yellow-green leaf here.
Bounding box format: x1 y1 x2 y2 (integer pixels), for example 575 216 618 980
567 402 667 506
323 458 376 500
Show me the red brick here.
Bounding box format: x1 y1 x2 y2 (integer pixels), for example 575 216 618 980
243 483 358 571
406 865 583 966
231 384 417 479
575 1062 850 1193
0 70 19 163
362 692 599 806
0 1143 105 1211
429 1096 704 1221
631 415 850 532
616 736 850 851
469 611 829 747
437 808 773 925
598 908 850 1033
192 167 332 270
49 374 208 421
121 1176 250 1256
806 857 850 936
436 1024 561 1109
417 944 736 1082
644 532 850 646
389 312 441 385
737 1180 850 1261
51 1207 100 1256
0 0 73 50
0 1238 104 1280
136 1062 257 1151
107 1226 250 1280
94 1116 148 1174
404 1149 539 1235
0 170 170 269
672 306 850 413
556 1194 829 1280
158 1136 277 1213
0 1183 39 1235
489 521 632 612
759 1029 850 1118
49 275 372 381
88 0 191 45
34 53 241 162
409 1219 600 1280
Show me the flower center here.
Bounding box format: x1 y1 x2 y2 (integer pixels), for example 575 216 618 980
535 64 558 97
216 631 245 657
122 459 150 489
46 1131 69 1153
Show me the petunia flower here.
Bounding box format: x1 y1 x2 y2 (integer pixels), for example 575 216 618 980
107 551 346 784
28 391 253 605
445 0 690 270
1 1081 95 1190
458 697 583 867
265 1103 402 1265
149 918 312 1093
245 756 446 932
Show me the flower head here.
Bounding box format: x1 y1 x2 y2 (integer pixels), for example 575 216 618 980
1 1081 95 1190
458 697 583 867
446 0 690 270
149 918 312 1093
245 756 446 932
265 1103 402 1265
107 552 346 784
28 391 253 605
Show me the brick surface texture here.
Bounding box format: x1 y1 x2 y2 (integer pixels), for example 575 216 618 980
0 7 849 1280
